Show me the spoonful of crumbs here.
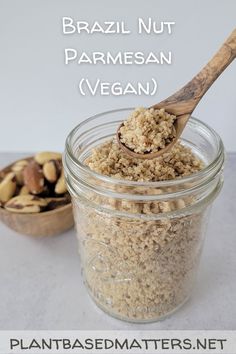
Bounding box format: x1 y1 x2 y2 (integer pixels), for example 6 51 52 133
118 107 176 155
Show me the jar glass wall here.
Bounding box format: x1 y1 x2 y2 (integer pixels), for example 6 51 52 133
64 108 224 323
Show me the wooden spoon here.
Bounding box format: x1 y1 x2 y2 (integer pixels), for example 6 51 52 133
117 28 236 159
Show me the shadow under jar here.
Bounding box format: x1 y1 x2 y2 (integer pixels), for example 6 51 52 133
64 108 224 323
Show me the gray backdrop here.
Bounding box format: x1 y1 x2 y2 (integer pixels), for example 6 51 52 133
0 0 235 151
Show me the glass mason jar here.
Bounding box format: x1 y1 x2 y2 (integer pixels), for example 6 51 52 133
64 108 224 323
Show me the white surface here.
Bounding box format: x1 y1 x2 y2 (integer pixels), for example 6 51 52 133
0 0 236 152
0 152 235 330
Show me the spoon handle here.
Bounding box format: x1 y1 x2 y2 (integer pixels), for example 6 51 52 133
153 28 236 116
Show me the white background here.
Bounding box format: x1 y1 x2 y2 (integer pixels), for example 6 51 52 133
0 0 235 152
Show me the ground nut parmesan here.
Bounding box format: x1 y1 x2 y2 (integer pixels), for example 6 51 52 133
86 139 203 181
71 138 206 321
119 107 177 154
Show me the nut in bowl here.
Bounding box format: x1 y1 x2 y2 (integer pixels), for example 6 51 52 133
0 152 74 236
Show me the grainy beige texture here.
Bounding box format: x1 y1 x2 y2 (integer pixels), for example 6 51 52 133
73 138 205 321
119 107 176 154
86 139 203 182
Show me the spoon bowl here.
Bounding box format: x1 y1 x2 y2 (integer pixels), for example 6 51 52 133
117 113 189 159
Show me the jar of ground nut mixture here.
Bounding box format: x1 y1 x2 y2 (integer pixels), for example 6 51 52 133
64 108 224 323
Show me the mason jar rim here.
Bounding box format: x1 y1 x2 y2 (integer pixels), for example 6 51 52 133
65 107 224 188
